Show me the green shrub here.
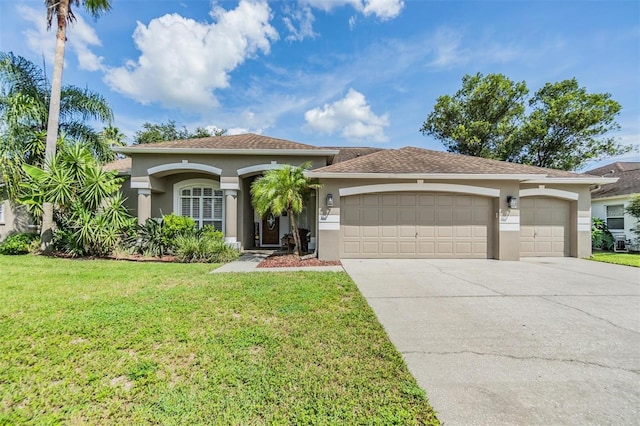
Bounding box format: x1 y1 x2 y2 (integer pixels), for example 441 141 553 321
592 217 614 250
162 214 196 248
0 232 39 255
198 225 224 241
174 233 239 263
126 218 168 257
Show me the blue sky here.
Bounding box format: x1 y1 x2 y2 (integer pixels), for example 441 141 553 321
1 0 638 170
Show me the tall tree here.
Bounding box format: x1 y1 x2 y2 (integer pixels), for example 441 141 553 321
133 120 226 144
421 73 628 170
251 163 319 256
421 73 528 160
0 52 113 201
41 0 112 251
512 78 623 170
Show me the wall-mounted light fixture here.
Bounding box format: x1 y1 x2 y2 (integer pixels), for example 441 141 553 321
326 193 334 207
507 196 518 209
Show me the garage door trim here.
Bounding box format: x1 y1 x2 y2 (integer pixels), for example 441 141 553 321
339 183 500 198
520 188 579 201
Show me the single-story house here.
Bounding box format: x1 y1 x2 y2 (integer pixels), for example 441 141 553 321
586 162 640 249
111 133 617 261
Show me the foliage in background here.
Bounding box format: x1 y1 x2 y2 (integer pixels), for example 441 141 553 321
421 73 628 171
126 217 237 263
0 232 39 255
625 195 640 244
0 52 115 202
126 218 168 258
173 225 238 263
251 162 320 256
161 213 197 247
591 217 615 251
133 120 226 144
19 144 134 257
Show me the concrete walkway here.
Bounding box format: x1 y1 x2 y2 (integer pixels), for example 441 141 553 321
212 250 344 273
342 257 640 425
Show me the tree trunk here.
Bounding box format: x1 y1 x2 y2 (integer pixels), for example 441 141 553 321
289 209 301 257
41 0 69 253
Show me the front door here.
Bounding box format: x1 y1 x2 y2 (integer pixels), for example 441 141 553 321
262 212 280 245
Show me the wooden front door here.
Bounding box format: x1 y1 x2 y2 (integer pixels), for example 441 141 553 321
262 212 280 245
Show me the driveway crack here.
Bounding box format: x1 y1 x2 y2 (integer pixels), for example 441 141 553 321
402 350 640 375
540 296 640 335
428 264 506 296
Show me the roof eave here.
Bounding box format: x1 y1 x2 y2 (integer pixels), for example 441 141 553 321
113 147 340 156
306 172 550 180
523 177 619 184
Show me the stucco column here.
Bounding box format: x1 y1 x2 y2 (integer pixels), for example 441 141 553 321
224 189 238 243
137 189 151 225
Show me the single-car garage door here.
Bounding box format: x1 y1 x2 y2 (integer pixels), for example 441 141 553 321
341 192 492 258
520 197 570 257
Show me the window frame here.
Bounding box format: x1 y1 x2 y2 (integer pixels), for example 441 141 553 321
173 179 225 231
0 201 4 224
605 204 625 230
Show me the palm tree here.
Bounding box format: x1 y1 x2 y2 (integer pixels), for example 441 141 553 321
41 0 112 251
0 52 113 201
250 162 320 256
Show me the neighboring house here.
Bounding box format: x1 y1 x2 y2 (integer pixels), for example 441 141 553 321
0 186 33 241
586 162 640 248
112 133 615 261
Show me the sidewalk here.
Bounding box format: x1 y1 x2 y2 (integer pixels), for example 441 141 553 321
212 250 344 273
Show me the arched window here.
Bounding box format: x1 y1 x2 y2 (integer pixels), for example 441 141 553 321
174 180 224 231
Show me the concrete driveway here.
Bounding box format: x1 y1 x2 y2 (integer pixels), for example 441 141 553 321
342 258 640 425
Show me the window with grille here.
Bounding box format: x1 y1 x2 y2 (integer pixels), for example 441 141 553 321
179 186 223 231
606 205 624 230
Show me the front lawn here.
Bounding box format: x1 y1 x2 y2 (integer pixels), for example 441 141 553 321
0 256 438 424
589 251 640 267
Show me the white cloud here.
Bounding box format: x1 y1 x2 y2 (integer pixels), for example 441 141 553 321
103 0 278 110
300 0 404 20
18 5 104 71
304 88 389 142
283 5 317 41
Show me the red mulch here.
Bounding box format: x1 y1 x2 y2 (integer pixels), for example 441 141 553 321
257 254 342 268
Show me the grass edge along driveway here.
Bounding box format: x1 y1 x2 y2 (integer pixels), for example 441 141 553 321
0 255 438 425
588 251 640 267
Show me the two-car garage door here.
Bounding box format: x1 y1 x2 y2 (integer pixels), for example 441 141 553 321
341 192 492 258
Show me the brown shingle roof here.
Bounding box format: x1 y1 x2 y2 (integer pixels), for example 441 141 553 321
127 133 322 150
325 147 385 164
585 162 640 198
103 157 131 174
311 146 583 177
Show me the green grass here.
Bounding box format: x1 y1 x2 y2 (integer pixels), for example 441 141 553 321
589 251 640 267
0 255 438 425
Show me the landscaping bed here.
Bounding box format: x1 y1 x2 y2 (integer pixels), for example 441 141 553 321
257 253 342 268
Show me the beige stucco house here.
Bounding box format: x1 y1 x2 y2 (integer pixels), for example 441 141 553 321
112 133 615 261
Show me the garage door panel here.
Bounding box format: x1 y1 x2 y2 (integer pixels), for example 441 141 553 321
343 225 361 238
399 242 417 254
381 226 398 237
341 193 491 258
418 194 435 206
381 241 398 254
362 226 379 238
398 225 415 238
520 197 570 257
